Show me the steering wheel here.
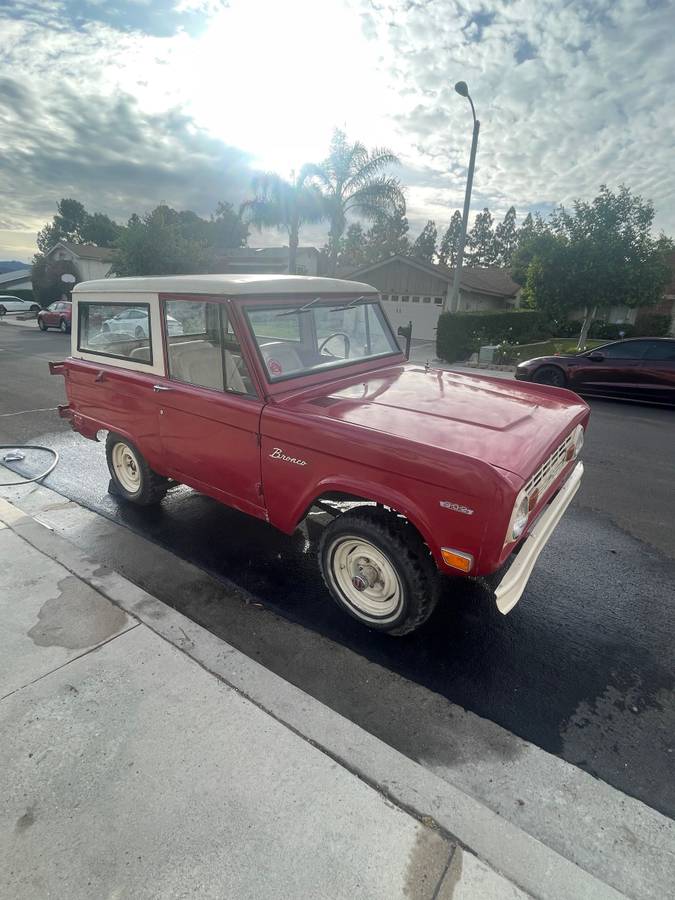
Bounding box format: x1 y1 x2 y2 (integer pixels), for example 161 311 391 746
318 332 351 359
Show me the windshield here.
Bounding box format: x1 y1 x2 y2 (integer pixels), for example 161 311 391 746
245 298 400 381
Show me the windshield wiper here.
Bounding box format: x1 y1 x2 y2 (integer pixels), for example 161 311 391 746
276 296 322 317
329 295 370 312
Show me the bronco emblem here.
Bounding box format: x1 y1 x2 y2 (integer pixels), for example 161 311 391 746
439 500 474 516
269 447 307 466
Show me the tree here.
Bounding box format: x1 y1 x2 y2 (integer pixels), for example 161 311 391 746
363 208 411 264
240 169 323 274
308 129 405 275
438 211 462 267
212 202 249 250
81 212 122 247
330 223 368 270
494 206 518 266
31 256 81 306
411 220 437 262
516 212 547 250
513 185 673 349
112 205 213 276
466 208 497 265
36 198 121 252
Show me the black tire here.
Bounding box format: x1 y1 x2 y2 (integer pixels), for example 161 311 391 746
105 433 168 506
0 305 6 317
533 365 566 388
30 304 40 312
135 325 145 339
59 318 69 333
318 506 439 635
38 318 48 331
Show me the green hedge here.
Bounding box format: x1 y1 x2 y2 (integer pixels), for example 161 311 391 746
436 310 554 362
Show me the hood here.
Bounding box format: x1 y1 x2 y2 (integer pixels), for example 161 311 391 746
285 364 588 479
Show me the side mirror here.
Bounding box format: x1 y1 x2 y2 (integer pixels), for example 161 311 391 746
588 351 604 362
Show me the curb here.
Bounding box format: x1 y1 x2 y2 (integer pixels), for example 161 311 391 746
0 493 626 900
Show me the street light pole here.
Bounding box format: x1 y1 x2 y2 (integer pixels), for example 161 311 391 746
449 81 480 312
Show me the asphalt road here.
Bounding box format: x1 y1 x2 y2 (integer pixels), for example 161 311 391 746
2 323 674 819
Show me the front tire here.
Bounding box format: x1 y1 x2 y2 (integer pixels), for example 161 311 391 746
533 365 566 388
38 318 48 331
105 434 168 506
59 318 69 333
319 507 439 635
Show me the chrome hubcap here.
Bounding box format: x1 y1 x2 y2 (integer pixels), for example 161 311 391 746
111 442 141 493
329 538 402 622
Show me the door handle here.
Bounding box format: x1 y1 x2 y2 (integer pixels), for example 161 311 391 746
153 384 172 392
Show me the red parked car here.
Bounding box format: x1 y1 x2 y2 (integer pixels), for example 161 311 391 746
51 275 588 635
515 337 675 405
38 300 72 333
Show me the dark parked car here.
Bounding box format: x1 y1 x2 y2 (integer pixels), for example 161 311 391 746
516 337 675 405
37 300 72 333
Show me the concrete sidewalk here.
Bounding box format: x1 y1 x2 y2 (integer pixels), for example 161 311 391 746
0 314 40 329
0 493 532 900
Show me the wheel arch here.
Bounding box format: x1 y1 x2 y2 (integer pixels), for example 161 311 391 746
533 362 568 385
289 478 442 565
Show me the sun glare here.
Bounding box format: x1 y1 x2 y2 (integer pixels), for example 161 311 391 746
181 0 393 174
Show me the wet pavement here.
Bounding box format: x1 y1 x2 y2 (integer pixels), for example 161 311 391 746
1 326 674 819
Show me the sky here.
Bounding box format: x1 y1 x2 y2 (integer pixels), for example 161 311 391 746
1 0 674 262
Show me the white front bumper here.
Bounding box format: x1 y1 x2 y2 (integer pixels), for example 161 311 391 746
494 461 584 615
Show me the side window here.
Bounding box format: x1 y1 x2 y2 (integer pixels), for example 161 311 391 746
644 342 675 361
601 340 652 359
163 300 256 396
78 302 152 363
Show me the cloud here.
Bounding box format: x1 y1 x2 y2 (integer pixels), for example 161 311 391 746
354 0 675 234
1 0 673 262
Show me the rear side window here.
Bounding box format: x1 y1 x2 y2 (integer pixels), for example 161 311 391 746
78 302 153 364
643 341 675 361
163 299 256 396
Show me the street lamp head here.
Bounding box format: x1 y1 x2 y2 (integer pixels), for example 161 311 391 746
454 81 469 97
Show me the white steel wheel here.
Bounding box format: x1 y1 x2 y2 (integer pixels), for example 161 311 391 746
111 442 142 494
327 536 403 623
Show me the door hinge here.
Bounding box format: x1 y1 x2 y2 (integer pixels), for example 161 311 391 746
257 482 264 497
255 433 261 447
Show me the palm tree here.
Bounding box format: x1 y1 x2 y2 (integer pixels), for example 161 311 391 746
307 129 405 275
240 168 324 274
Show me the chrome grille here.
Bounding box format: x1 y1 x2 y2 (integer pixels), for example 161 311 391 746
525 431 575 500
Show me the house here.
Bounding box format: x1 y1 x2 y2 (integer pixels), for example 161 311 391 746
0 268 33 293
214 246 320 276
45 242 116 281
344 255 521 341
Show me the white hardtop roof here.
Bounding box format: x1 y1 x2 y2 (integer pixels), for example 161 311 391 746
73 273 377 296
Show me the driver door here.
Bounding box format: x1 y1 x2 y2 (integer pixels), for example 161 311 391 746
573 340 651 398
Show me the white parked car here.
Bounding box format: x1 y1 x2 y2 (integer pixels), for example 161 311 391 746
101 307 183 338
0 295 41 315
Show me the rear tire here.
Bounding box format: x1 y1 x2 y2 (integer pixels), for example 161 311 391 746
105 434 168 506
533 365 566 388
30 304 40 312
319 507 439 635
0 305 6 317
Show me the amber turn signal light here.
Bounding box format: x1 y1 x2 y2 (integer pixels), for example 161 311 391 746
441 548 474 573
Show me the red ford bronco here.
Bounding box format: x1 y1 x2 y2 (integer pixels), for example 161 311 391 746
51 274 589 635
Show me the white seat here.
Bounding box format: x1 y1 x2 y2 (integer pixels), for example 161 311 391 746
260 341 304 376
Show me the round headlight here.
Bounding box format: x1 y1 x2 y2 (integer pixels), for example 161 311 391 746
511 492 530 541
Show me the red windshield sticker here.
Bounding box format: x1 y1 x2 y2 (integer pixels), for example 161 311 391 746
268 358 283 376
